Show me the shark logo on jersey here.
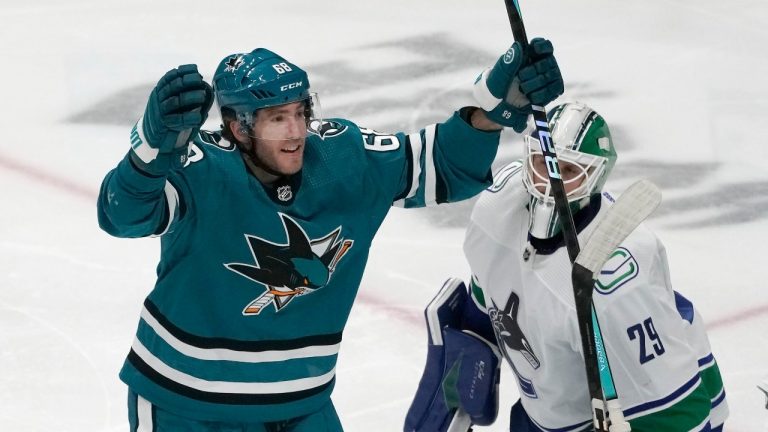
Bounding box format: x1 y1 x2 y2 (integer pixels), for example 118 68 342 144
595 247 639 295
488 292 540 370
225 213 353 315
309 119 348 139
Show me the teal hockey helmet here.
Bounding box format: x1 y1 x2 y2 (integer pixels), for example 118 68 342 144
213 48 320 132
522 102 617 238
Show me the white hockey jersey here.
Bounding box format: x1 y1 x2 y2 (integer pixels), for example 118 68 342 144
463 163 728 431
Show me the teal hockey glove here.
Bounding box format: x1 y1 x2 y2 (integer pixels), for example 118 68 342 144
518 38 564 107
130 64 214 175
473 38 563 133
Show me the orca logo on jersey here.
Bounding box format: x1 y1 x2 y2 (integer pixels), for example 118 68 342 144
225 213 354 315
595 247 639 295
488 293 541 370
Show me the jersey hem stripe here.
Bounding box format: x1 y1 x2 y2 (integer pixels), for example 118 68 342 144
624 374 701 418
131 340 336 393
128 350 335 405
530 416 591 432
139 308 341 363
143 299 342 351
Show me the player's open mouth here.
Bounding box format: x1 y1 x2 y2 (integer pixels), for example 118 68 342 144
281 144 301 153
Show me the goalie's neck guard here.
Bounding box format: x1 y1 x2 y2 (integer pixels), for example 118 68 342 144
526 194 602 257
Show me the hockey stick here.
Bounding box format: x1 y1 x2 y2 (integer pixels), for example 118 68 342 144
502 0 611 429
573 180 662 431
502 2 650 430
503 0 580 263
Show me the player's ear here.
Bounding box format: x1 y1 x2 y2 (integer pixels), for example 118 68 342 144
231 120 249 144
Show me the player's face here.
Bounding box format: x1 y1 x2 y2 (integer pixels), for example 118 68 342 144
250 101 308 175
529 154 587 196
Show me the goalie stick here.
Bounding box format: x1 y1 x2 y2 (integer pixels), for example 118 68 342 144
503 0 579 264
573 179 662 431
502 0 621 430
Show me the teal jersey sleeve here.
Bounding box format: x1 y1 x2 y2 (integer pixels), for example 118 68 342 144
344 109 500 208
97 131 226 239
97 152 175 238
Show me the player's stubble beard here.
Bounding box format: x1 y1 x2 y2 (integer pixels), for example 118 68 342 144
241 136 304 183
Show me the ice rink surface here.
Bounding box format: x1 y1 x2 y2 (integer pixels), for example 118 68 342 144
1 0 767 430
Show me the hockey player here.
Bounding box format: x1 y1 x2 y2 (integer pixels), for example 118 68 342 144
406 102 728 432
97 40 563 431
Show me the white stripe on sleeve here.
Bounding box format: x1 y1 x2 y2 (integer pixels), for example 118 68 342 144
152 181 179 237
423 124 437 205
394 131 423 207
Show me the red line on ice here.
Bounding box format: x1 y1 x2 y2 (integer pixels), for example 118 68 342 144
706 303 768 331
356 292 423 327
0 152 98 201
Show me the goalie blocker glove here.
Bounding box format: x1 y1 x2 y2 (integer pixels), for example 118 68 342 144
473 38 564 132
404 278 501 432
130 64 214 176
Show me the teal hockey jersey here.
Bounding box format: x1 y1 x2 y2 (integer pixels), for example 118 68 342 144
97 112 500 422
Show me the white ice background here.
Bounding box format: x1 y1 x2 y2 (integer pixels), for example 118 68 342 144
1 0 767 430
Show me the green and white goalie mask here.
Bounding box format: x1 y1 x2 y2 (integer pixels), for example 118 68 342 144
213 48 323 141
522 102 617 239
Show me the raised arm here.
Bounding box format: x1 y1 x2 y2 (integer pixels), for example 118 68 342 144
97 65 212 238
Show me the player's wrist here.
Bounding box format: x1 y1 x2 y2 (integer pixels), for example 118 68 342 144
468 107 504 131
